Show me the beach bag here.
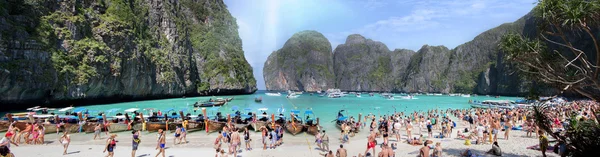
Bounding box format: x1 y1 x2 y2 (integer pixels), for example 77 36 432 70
464 139 471 145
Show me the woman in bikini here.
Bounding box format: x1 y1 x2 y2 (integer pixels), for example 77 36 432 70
104 134 117 157
60 131 70 155
155 129 166 157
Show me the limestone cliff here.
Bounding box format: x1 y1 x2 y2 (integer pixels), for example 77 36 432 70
0 0 256 110
402 45 452 93
263 30 334 91
333 34 413 92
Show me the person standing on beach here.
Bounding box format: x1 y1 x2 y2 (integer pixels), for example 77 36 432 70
394 120 401 142
315 130 322 150
215 131 223 150
321 130 330 151
504 119 512 140
365 131 376 156
243 127 251 151
538 130 549 157
260 126 267 150
155 129 166 157
59 131 70 155
336 144 347 157
491 119 500 142
174 125 182 145
132 130 141 157
94 124 102 140
231 128 241 157
269 128 277 149
103 134 117 157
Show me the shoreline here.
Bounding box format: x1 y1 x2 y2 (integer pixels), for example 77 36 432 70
4 115 558 157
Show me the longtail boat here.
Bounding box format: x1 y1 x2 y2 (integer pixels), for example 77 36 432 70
255 97 262 103
204 107 226 133
251 108 269 132
285 110 304 135
193 101 226 108
335 110 362 133
303 110 320 135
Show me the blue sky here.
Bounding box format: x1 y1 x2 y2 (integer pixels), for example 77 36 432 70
224 0 537 90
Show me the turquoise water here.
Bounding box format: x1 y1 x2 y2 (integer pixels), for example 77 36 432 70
26 91 516 131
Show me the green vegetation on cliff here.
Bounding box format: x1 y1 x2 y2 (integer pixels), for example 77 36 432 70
0 0 256 106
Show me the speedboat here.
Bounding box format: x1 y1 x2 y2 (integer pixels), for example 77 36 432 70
461 94 471 98
287 93 300 98
469 100 516 109
265 92 282 96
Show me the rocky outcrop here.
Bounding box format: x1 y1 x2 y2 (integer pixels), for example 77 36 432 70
333 34 413 91
263 30 335 91
402 45 452 93
0 0 256 110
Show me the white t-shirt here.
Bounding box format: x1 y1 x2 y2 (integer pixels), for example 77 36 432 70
0 137 11 148
394 122 401 130
476 126 484 136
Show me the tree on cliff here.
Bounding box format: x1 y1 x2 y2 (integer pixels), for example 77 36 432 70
500 0 599 156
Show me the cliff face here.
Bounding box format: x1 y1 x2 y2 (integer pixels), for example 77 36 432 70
263 30 335 91
402 45 452 93
0 0 256 109
333 34 413 91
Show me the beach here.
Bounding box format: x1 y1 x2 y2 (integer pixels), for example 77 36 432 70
6 114 557 157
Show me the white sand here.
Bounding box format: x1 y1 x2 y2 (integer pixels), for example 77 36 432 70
7 116 559 157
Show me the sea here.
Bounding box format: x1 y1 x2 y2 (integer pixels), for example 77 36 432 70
8 91 519 131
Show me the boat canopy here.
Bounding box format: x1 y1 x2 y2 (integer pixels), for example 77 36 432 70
482 100 513 104
304 110 314 115
105 108 121 113
58 107 74 112
124 108 140 112
277 108 285 113
290 110 300 114
258 108 268 111
241 115 251 119
26 106 41 111
73 107 87 113
58 115 78 119
244 108 252 111
33 115 54 118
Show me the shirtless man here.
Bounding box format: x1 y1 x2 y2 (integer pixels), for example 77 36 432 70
17 123 31 144
230 128 241 157
155 129 166 157
365 131 376 156
379 144 389 157
260 126 268 150
419 142 430 157
491 119 500 142
215 131 223 150
386 143 395 157
174 126 182 145
336 144 347 157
